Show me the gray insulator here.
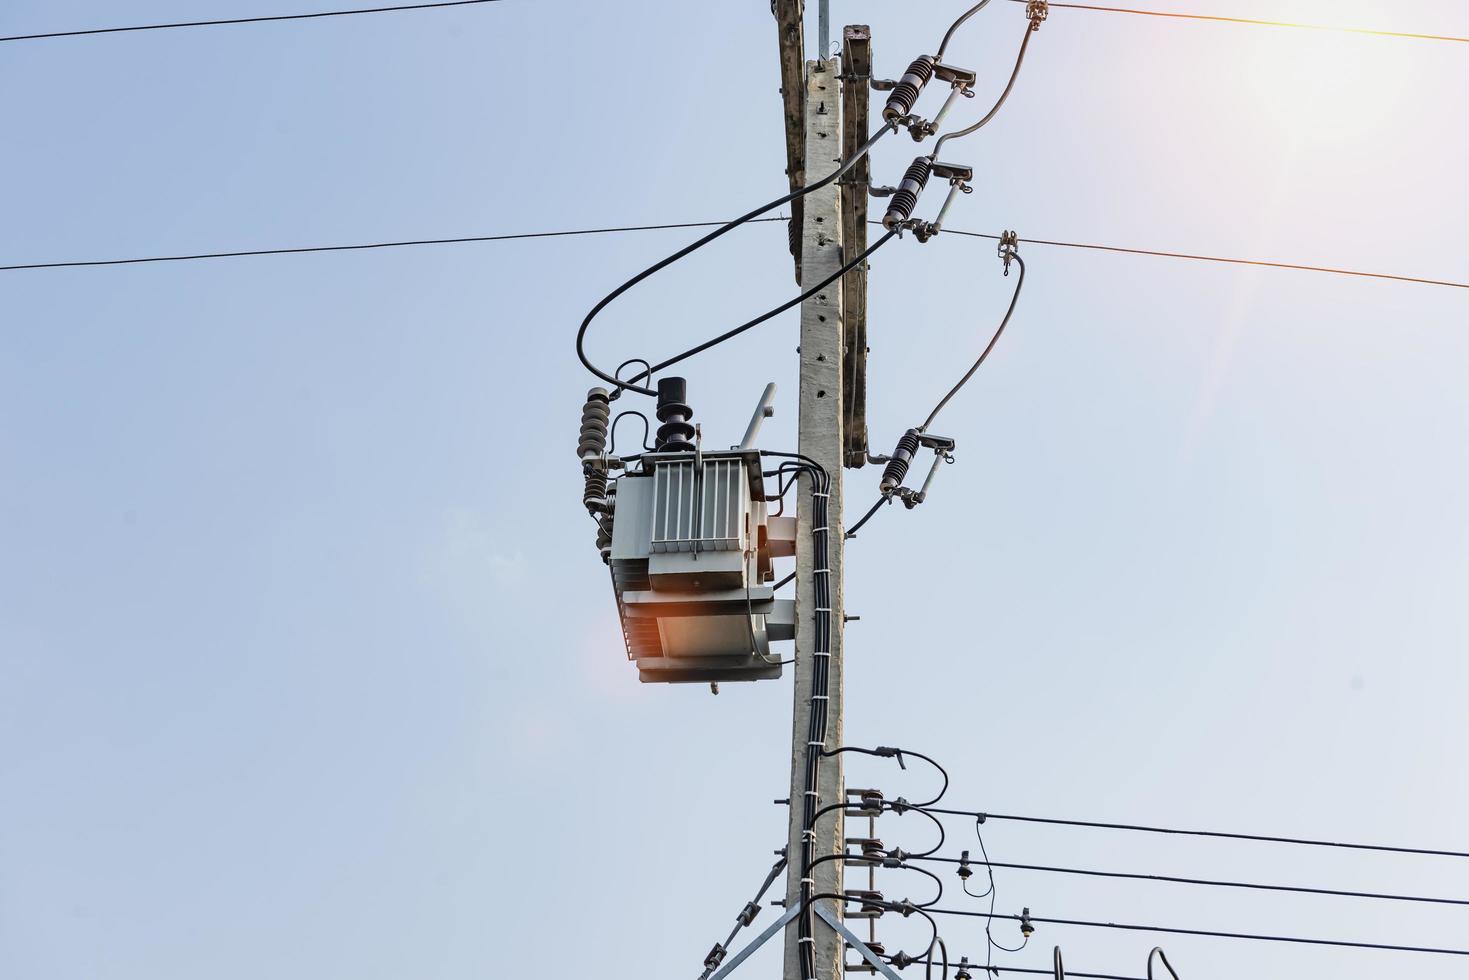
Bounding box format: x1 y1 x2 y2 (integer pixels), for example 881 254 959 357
578 387 611 459
880 429 921 494
595 513 613 564
883 56 936 122
583 467 609 515
882 158 933 230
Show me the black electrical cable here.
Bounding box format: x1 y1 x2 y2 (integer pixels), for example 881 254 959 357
1145 948 1179 980
936 0 996 60
965 816 1025 970
822 746 950 808
906 957 1144 980
845 495 892 539
911 854 1469 908
926 806 1469 859
805 853 946 908
920 252 1025 431
772 571 796 591
578 125 897 399
926 935 950 980
608 410 653 454
761 451 833 980
932 17 1041 157
636 229 900 389
921 906 1469 958
811 892 942 964
0 0 502 43
613 358 654 388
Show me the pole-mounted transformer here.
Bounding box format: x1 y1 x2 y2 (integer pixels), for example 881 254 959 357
577 379 797 684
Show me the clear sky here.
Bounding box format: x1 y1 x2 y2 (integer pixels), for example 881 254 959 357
2 1 1467 978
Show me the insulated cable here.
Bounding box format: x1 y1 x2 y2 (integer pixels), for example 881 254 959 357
906 957 1144 980
933 13 1043 158
1145 948 1179 980
937 1 997 61
578 124 897 399
760 451 834 980
822 746 951 808
627 229 899 393
844 495 892 539
920 248 1025 432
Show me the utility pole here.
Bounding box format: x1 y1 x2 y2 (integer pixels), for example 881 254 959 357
782 55 848 980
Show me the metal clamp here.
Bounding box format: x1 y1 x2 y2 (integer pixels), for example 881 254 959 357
998 229 1021 275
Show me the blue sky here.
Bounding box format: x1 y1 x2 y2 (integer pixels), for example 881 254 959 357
2 1 1467 978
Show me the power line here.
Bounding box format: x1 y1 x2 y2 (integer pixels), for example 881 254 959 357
1005 0 1469 44
941 229 1469 290
921 905 1469 958
924 806 1469 859
911 854 1469 908
4 218 1465 294
0 0 503 44
0 218 788 272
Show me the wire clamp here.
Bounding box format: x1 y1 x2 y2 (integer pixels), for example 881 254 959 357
1026 0 1050 30
998 230 1020 275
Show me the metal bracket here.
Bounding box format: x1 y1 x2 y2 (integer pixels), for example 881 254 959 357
707 902 801 980
814 903 906 980
705 898 901 980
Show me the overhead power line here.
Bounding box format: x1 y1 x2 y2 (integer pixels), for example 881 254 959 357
942 230 1469 290
912 854 1469 908
0 0 503 44
922 905 1469 958
1005 0 1469 44
925 806 1469 859
3 218 1465 293
0 219 787 272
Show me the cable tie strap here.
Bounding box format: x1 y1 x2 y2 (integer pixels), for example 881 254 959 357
811 694 830 700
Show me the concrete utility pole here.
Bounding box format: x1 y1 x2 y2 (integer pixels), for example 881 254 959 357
782 56 847 980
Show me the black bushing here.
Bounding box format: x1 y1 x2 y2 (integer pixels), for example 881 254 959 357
655 376 695 452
